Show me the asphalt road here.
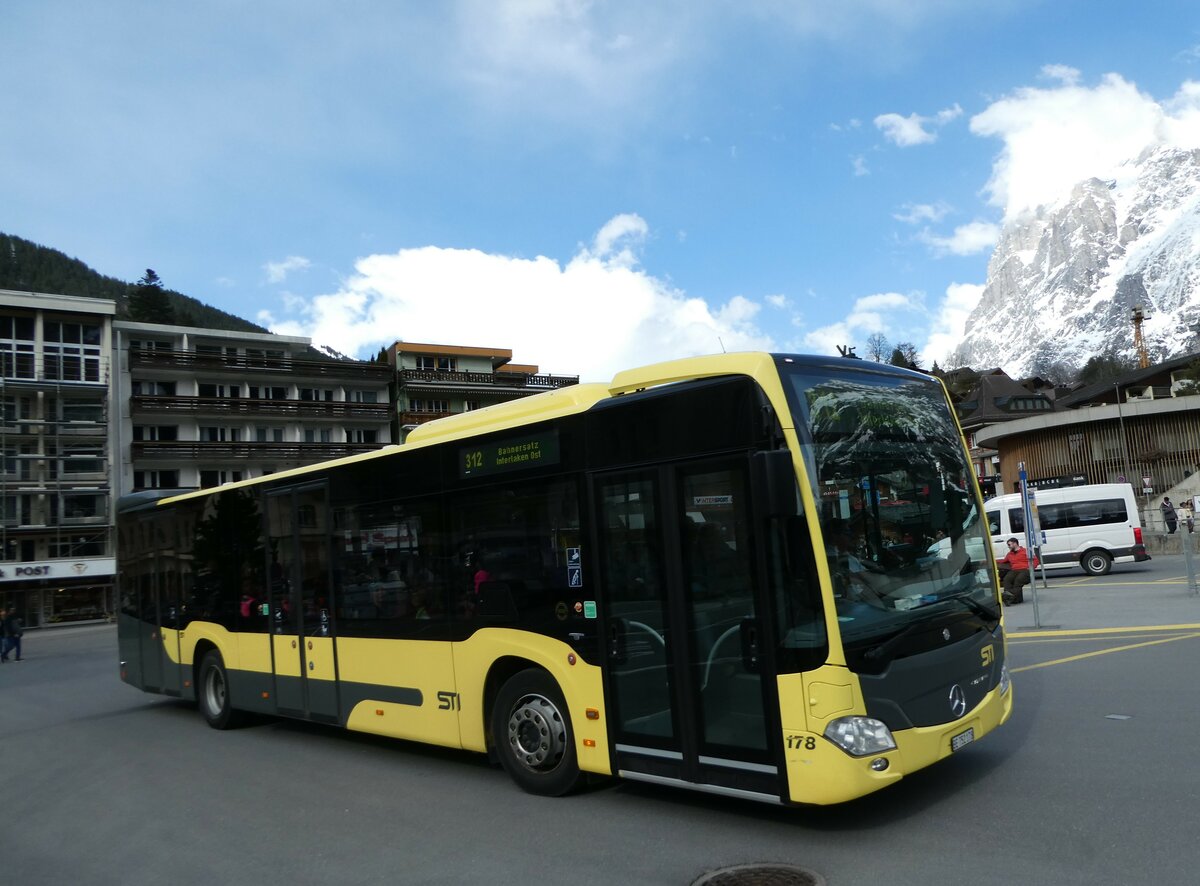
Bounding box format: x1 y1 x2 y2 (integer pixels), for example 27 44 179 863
3 557 1199 885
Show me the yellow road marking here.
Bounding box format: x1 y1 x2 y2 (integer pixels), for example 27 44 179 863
1011 632 1200 673
1008 631 1197 645
1010 622 1200 639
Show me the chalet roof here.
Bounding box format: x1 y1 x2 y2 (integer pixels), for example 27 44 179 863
957 371 1056 428
1056 350 1200 409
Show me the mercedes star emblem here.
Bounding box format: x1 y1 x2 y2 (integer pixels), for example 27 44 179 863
948 684 967 718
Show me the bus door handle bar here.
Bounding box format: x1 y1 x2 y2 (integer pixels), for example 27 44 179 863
608 617 626 662
739 617 761 673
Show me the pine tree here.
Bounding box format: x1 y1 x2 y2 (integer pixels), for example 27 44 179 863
128 269 176 324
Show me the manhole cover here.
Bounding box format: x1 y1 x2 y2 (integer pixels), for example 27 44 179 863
691 863 826 886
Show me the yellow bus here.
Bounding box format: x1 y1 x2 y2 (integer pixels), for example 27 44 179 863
117 352 1012 805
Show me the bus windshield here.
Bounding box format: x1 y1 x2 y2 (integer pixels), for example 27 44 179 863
778 361 999 668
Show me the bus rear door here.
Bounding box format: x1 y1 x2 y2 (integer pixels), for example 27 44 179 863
265 483 340 721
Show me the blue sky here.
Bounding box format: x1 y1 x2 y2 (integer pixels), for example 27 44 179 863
5 1 1200 380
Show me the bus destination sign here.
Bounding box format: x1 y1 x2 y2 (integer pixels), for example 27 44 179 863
460 431 560 479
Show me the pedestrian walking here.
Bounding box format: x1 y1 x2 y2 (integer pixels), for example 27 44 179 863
1161 497 1178 534
1 606 23 661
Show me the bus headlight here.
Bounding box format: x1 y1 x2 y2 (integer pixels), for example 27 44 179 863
998 663 1011 695
823 717 897 757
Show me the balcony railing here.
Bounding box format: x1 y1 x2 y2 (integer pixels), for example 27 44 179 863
398 410 453 427
129 349 392 381
398 369 579 389
131 441 384 460
130 395 390 420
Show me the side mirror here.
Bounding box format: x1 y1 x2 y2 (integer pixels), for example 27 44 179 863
753 449 799 517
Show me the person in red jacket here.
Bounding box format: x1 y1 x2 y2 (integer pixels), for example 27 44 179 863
998 537 1037 605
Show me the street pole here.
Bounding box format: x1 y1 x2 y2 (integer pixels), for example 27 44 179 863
1184 521 1199 597
1018 462 1042 628
1114 383 1134 486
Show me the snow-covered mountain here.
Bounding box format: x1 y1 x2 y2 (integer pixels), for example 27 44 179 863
948 147 1200 376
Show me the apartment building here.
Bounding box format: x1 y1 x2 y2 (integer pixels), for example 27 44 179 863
115 322 393 495
390 342 578 441
1 291 116 625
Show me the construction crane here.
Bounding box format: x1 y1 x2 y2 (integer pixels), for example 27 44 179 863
1131 304 1150 369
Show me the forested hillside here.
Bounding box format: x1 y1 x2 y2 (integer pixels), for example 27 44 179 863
0 232 267 334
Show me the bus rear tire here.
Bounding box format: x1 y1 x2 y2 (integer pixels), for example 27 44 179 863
491 669 582 797
198 650 244 730
1082 549 1112 576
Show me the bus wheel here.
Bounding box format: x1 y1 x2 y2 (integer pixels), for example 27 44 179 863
198 650 244 730
491 669 582 796
1082 549 1112 576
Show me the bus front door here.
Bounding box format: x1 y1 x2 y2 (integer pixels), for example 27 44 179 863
266 484 340 722
594 461 781 801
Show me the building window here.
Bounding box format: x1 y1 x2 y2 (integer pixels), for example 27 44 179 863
133 470 180 490
299 388 334 402
54 445 105 477
2 495 33 526
2 395 33 422
44 320 103 382
0 314 36 379
54 398 105 422
247 386 286 400
246 349 285 368
196 344 238 357
347 429 378 444
350 390 379 404
410 399 449 414
255 427 285 442
129 339 172 351
416 356 456 371
198 382 241 398
199 470 243 488
133 425 178 441
58 492 106 522
199 426 241 442
131 379 176 396
48 536 107 558
304 428 333 443
463 400 481 412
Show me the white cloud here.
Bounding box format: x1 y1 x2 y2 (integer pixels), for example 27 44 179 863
894 202 950 224
264 256 312 283
921 282 985 367
919 220 1001 256
801 291 915 354
588 212 649 264
855 292 912 311
765 293 788 308
852 154 870 176
269 215 775 382
1040 64 1081 86
970 72 1200 220
874 104 961 147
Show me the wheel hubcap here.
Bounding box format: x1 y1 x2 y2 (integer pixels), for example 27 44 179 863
206 667 225 713
507 693 565 771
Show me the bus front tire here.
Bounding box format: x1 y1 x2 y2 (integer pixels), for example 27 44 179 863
491 669 582 797
1082 549 1113 576
198 650 244 730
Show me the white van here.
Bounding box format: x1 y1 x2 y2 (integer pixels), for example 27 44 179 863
984 483 1151 576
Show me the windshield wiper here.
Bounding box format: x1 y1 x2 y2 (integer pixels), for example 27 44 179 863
941 591 1001 621
862 613 941 664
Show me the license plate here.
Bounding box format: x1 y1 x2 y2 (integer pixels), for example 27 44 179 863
951 727 975 752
